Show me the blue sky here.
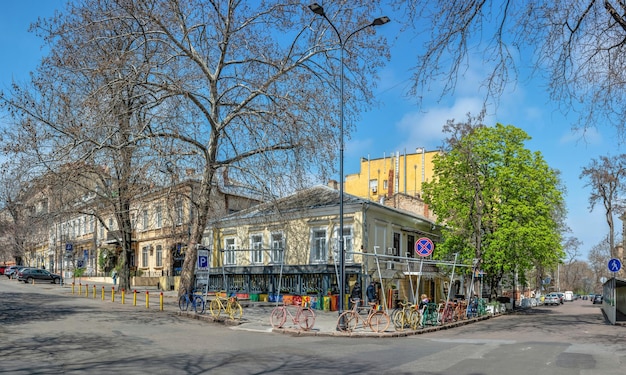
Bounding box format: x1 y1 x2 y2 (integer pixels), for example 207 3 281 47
0 1 616 261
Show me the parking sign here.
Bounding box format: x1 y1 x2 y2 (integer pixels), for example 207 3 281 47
197 248 209 270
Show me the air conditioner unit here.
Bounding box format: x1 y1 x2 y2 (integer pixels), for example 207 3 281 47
371 187 377 194
386 261 394 270
386 247 394 255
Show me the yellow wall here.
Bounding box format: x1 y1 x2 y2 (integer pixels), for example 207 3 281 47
345 150 436 201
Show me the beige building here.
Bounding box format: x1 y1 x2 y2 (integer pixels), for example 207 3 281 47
204 185 448 307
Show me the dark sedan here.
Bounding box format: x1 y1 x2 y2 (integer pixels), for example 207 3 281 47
17 268 61 284
592 294 603 304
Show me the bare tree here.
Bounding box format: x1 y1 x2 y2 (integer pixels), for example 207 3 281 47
1 1 391 293
588 234 613 292
394 1 626 136
580 154 626 259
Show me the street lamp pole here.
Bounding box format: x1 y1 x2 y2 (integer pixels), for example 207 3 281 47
308 3 389 317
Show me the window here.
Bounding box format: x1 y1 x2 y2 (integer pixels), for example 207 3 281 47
89 216 94 233
369 179 378 194
332 226 353 263
142 209 149 230
155 205 162 229
250 234 263 264
156 245 163 267
142 246 149 268
311 229 327 263
224 238 236 265
175 200 183 225
271 232 284 264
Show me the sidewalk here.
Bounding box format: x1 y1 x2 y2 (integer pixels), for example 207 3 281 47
61 280 496 337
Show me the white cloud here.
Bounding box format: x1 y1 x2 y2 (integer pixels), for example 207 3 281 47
394 96 485 151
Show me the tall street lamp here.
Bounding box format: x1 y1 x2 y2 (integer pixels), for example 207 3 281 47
308 3 389 317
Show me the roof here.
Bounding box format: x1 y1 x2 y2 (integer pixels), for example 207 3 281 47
210 185 436 227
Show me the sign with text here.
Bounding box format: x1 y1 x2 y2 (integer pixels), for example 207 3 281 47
197 248 209 271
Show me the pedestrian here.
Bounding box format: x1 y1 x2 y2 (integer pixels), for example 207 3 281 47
350 282 362 307
366 281 378 304
419 294 430 309
111 269 118 286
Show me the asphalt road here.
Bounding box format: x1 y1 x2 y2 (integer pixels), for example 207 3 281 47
1 278 625 375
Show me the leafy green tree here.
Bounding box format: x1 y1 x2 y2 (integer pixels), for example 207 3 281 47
423 114 565 298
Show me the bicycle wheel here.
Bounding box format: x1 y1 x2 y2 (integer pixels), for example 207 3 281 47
209 299 222 317
297 308 315 330
393 310 407 331
193 296 205 314
270 306 286 328
337 311 357 332
409 309 421 330
178 295 189 311
227 300 243 319
368 311 390 333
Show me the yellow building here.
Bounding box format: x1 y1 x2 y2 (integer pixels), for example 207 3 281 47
345 149 437 201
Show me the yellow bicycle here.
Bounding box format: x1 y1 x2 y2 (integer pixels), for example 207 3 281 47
392 301 420 331
209 292 243 319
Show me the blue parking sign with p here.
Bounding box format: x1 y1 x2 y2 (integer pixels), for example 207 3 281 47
197 249 209 270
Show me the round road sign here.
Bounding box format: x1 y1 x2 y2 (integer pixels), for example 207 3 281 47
415 237 434 257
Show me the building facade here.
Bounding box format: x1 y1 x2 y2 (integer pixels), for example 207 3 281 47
202 185 448 307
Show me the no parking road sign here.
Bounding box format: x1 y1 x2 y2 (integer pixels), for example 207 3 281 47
415 237 434 257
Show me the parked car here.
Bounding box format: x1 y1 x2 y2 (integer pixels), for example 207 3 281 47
564 291 574 302
555 292 564 304
15 267 35 280
17 268 61 284
544 293 561 306
593 294 603 304
4 265 25 279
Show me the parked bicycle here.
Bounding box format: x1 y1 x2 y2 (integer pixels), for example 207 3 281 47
178 288 205 314
269 301 316 330
209 292 243 319
420 302 439 327
438 301 456 325
337 298 390 333
392 301 420 331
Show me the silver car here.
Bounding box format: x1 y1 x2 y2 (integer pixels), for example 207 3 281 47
544 294 560 306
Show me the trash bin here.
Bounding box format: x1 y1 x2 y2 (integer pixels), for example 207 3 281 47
250 293 259 302
323 296 330 311
330 295 339 311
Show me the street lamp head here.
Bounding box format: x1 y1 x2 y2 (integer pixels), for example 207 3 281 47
308 3 325 16
372 16 390 26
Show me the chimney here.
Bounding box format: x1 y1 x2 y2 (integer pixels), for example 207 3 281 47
327 180 338 190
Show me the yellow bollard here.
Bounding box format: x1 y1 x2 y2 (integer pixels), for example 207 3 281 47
32 277 35 285
133 290 137 306
79 283 82 296
121 288 125 304
112 287 115 302
101 286 105 300
146 291 149 309
160 292 164 311
86 284 89 298
93 285 96 299
72 282 75 295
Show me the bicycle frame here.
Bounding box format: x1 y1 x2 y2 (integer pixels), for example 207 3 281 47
270 303 315 330
209 293 243 319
